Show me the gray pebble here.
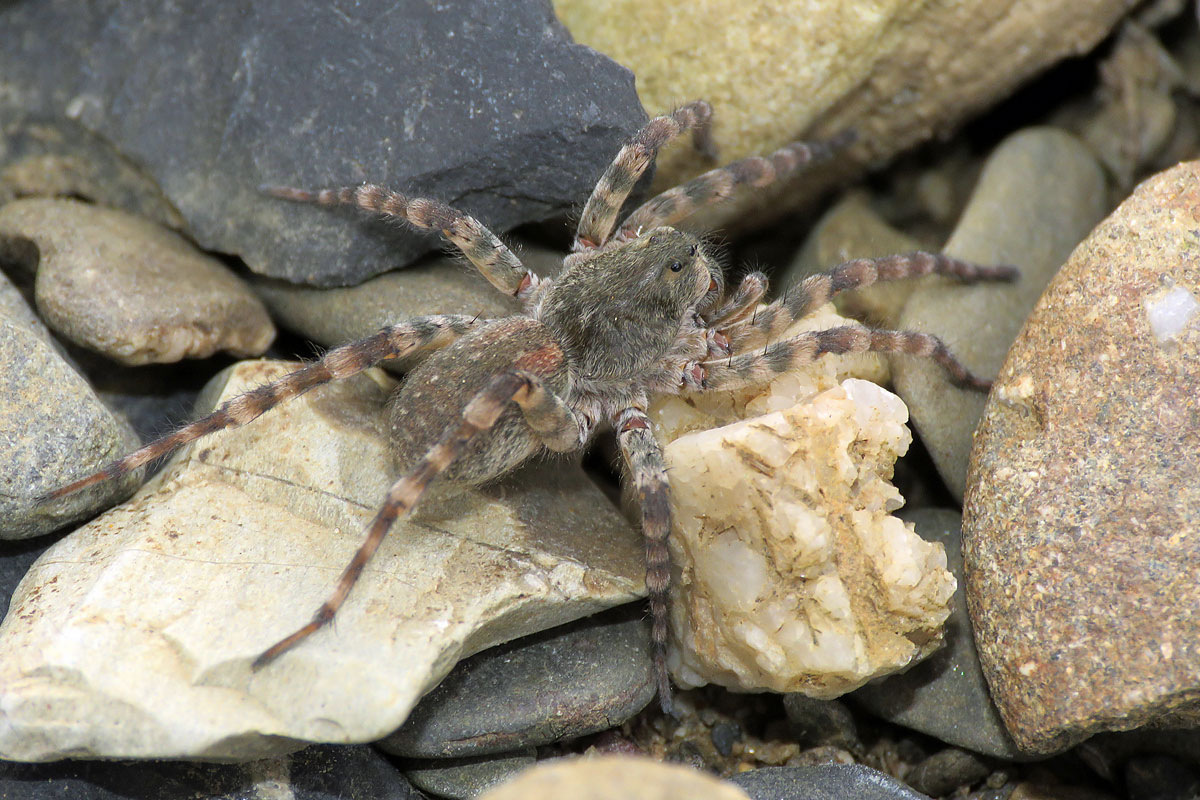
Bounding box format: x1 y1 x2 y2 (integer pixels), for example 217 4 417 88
905 748 993 798
892 127 1108 500
0 316 141 539
0 744 421 799
729 764 932 800
380 605 654 758
403 750 535 800
0 0 645 286
781 695 861 753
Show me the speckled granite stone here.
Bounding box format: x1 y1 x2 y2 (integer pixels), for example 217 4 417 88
964 160 1200 754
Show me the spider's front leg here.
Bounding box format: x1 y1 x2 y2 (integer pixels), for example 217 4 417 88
614 405 676 715
700 326 993 392
726 252 1019 350
254 363 589 667
44 315 483 501
573 100 716 252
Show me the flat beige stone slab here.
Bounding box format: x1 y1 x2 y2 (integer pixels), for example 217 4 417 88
0 361 641 761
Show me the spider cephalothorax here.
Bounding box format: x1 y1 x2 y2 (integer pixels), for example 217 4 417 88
47 101 1016 713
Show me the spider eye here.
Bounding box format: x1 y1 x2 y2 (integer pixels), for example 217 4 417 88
669 261 683 272
689 244 698 256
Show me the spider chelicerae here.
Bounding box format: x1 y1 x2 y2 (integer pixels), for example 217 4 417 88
49 100 1016 713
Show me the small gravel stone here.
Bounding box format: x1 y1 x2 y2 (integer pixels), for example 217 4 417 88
781 695 860 753
403 750 536 800
965 160 1200 754
892 127 1108 500
711 721 743 758
728 764 932 800
905 748 993 798
851 509 1023 760
380 605 654 758
0 197 275 365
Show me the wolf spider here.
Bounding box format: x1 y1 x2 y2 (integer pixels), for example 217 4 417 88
49 100 1016 714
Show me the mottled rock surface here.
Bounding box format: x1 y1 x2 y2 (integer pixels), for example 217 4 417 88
477 755 751 800
0 198 274 364
0 316 141 539
964 160 1200 754
893 127 1109 500
0 0 645 286
852 509 1023 760
554 0 1130 232
382 606 653 757
0 360 642 760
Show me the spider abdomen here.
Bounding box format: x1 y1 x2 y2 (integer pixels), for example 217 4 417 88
387 317 568 485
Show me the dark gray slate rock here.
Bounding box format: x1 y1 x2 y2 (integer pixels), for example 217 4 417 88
402 750 535 800
379 605 655 758
728 764 932 800
0 0 645 286
0 744 422 799
850 508 1025 761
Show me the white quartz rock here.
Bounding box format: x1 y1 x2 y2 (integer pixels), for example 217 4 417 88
0 361 642 761
650 316 954 695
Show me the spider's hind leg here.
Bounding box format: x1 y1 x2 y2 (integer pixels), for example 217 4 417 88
253 365 587 666
44 315 482 502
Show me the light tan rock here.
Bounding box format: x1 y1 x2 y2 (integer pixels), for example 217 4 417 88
0 361 642 760
0 198 274 365
647 309 950 696
478 755 750 800
553 0 1130 232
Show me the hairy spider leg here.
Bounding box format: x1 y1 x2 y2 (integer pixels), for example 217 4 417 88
701 326 995 391
614 405 676 716
573 100 716 252
253 363 585 667
263 184 542 302
615 130 856 241
43 316 482 501
725 252 1020 350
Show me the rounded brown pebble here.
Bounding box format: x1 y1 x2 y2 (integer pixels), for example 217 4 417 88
964 161 1200 755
